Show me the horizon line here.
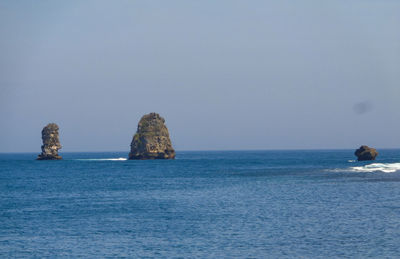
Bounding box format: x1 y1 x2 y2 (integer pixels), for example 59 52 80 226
1 147 399 154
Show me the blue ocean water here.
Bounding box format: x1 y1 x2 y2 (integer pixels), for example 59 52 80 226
1 150 400 258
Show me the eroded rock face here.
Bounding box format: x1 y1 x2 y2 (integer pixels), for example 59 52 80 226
37 123 62 160
355 145 378 161
129 113 175 160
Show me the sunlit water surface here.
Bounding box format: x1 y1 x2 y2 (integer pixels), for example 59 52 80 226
1 150 400 258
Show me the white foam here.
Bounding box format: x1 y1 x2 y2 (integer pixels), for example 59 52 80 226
349 163 400 173
76 158 127 161
348 160 356 163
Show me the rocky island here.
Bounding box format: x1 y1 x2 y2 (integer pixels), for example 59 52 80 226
37 123 62 160
129 113 175 160
355 145 378 161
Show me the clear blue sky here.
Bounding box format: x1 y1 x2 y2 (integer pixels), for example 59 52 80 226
1 0 399 152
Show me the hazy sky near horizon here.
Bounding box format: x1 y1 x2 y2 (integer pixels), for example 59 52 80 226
1 0 399 152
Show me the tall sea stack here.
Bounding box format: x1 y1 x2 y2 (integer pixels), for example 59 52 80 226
37 123 62 160
355 145 378 161
129 113 175 160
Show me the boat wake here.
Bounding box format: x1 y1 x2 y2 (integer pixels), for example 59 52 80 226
349 163 400 173
76 158 127 161
327 162 400 173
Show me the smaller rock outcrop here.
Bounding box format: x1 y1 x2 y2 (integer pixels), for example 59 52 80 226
37 123 62 160
355 145 378 161
129 113 175 160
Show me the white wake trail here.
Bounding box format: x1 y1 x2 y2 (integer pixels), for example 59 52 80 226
349 163 400 173
76 158 127 161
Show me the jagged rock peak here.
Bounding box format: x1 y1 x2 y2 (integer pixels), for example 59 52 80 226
37 123 62 160
354 145 378 161
129 113 175 160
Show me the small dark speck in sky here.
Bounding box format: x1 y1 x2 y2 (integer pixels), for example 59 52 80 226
353 101 373 115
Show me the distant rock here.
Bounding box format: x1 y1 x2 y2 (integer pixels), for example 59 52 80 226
37 123 62 160
129 113 175 160
355 145 378 161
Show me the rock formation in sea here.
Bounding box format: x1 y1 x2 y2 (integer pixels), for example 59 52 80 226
37 123 62 160
354 145 378 161
129 113 175 160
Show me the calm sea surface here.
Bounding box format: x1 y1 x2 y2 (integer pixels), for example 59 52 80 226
1 150 400 258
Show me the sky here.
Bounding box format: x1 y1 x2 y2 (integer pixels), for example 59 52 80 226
0 0 399 152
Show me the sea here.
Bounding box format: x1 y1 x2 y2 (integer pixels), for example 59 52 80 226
1 150 400 258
